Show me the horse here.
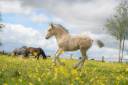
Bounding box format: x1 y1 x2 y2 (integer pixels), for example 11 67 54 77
26 47 47 59
0 24 5 28
45 23 104 69
12 46 28 57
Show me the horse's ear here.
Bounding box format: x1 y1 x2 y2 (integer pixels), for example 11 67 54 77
50 23 54 28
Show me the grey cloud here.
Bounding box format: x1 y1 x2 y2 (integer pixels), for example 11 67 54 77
18 0 119 33
1 0 119 33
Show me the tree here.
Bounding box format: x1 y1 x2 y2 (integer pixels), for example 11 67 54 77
0 12 4 46
105 0 128 62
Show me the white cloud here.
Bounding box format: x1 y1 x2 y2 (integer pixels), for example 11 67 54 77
0 23 57 53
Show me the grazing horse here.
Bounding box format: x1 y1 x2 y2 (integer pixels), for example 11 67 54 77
12 46 28 57
26 47 47 59
0 24 5 28
45 23 104 69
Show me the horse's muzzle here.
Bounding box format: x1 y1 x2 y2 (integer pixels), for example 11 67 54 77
45 36 49 39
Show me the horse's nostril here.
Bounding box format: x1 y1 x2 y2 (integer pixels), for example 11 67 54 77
45 37 48 39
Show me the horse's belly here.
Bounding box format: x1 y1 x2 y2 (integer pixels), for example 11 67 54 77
63 43 79 51
66 47 79 51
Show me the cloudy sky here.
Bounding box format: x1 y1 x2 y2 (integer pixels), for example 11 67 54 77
0 0 128 61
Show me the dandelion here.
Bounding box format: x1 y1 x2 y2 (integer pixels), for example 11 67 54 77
29 82 33 85
70 83 74 85
38 77 41 82
3 83 8 85
80 80 84 84
35 67 38 73
71 69 78 76
19 78 22 82
60 50 64 54
125 68 128 72
75 76 80 81
116 76 120 80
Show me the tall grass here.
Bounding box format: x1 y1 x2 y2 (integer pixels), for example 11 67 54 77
0 55 127 85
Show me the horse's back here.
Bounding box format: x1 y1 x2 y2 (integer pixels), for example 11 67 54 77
74 36 93 49
59 35 93 51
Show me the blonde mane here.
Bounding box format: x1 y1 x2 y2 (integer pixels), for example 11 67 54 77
53 24 69 33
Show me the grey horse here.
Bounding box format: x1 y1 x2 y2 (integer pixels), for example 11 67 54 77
12 46 28 57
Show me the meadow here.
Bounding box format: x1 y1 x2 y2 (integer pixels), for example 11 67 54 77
0 55 128 85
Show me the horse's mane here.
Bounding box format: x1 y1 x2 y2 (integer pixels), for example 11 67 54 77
54 24 69 33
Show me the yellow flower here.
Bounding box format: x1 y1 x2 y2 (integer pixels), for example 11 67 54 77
116 76 120 80
3 83 8 85
60 50 64 54
75 77 80 80
38 78 41 82
19 79 22 82
71 69 78 76
70 83 74 85
35 67 38 73
125 68 128 72
80 81 84 84
29 82 33 85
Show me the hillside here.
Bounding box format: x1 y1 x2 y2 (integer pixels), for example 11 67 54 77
0 55 127 85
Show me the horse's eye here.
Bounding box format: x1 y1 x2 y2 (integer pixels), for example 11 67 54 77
48 29 52 31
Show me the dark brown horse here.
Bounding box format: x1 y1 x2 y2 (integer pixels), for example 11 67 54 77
26 47 47 59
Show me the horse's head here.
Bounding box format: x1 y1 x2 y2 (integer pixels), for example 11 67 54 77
45 23 69 39
45 23 56 39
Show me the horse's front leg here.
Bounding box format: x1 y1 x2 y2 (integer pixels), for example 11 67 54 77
52 49 59 64
53 49 65 65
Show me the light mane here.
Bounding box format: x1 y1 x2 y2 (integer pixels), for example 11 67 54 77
54 24 69 33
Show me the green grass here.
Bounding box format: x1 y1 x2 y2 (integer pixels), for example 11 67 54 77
0 55 128 85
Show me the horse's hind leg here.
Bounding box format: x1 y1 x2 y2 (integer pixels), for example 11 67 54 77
34 55 38 59
74 48 88 69
37 54 40 60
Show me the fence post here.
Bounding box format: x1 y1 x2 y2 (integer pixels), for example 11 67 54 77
102 56 105 62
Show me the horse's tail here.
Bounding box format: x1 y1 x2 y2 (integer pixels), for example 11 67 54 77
40 48 47 59
95 40 104 48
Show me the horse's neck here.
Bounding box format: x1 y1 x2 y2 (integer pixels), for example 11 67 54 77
55 32 70 42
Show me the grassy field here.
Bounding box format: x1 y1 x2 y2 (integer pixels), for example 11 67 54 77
0 55 128 85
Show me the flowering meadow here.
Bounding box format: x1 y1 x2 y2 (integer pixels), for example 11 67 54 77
0 55 128 85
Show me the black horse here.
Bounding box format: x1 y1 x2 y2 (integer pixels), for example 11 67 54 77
26 47 47 59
